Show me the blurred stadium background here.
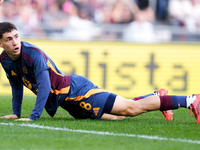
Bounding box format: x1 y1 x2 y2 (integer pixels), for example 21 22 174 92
1 0 200 42
0 0 200 97
0 2 200 149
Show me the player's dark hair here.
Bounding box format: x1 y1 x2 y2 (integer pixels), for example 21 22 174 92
0 22 17 39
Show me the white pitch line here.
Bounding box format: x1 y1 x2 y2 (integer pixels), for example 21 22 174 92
1 122 200 144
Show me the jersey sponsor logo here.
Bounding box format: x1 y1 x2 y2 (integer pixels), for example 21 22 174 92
11 70 17 76
93 107 100 116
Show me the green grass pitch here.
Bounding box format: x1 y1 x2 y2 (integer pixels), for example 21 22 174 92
0 95 200 150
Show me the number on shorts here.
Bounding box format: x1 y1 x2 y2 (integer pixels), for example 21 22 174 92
80 101 92 110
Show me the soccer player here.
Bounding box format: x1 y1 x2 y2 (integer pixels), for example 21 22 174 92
0 22 200 124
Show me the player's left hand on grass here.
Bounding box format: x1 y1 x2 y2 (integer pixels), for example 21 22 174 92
15 118 32 121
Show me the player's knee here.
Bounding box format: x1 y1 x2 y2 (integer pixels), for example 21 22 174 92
123 103 145 117
125 108 139 116
112 98 145 117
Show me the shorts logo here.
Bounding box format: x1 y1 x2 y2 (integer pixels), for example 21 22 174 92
93 108 100 116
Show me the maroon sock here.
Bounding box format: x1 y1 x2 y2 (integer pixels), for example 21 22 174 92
159 95 173 111
132 96 142 101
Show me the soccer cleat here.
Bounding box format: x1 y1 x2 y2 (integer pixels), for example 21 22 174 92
162 110 173 121
155 88 168 96
190 94 200 124
155 89 173 121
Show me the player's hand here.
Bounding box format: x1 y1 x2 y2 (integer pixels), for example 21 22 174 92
0 114 18 119
15 118 32 121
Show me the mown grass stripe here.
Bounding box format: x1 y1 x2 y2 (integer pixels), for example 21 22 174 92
1 122 200 144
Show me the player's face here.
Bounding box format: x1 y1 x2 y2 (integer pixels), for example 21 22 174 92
0 29 21 60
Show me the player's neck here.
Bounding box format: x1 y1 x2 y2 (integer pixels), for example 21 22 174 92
8 52 21 61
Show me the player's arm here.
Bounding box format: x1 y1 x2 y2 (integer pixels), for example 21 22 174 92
0 77 23 119
23 70 51 121
15 70 51 121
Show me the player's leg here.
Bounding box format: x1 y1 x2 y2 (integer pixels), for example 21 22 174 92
101 113 126 120
190 94 200 124
131 89 167 100
132 89 173 121
110 95 160 117
100 89 168 120
110 94 197 118
154 89 173 120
